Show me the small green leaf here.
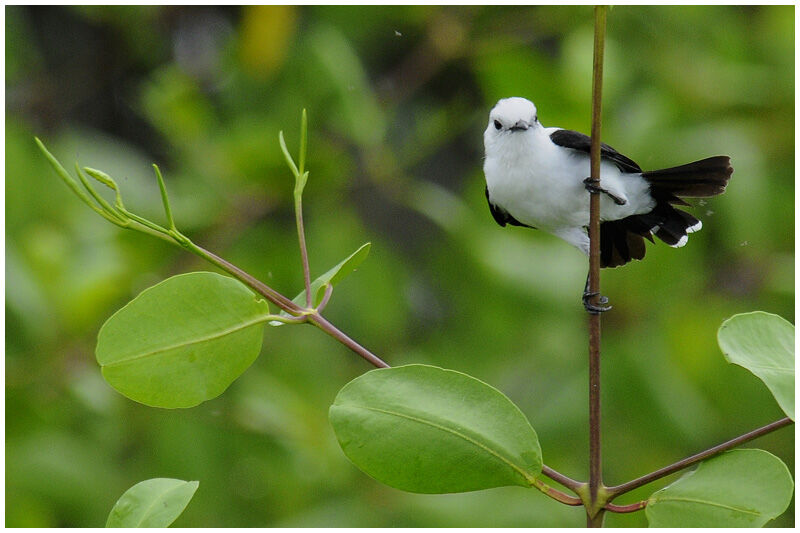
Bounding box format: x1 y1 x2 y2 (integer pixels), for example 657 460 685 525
271 243 370 324
278 130 299 178
75 164 125 223
301 241 370 306
718 312 794 420
646 449 793 527
329 364 542 494
97 272 270 408
36 138 125 225
298 108 308 176
152 164 176 231
106 478 199 527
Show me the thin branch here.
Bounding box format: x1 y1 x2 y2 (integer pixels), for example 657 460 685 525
541 464 584 493
187 242 304 314
586 5 607 526
606 417 793 498
531 477 583 506
295 112 312 308
188 243 390 369
295 189 313 308
308 313 390 369
605 501 647 513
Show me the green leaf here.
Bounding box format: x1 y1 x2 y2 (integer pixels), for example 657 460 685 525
272 242 370 324
329 364 542 494
646 449 793 527
97 272 270 408
718 311 794 420
106 478 199 527
278 130 299 178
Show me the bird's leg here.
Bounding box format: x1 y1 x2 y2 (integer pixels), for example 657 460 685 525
583 177 626 205
583 271 611 314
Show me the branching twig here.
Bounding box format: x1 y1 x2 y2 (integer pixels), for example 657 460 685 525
37 137 390 369
531 477 583 506
280 112 313 309
541 464 584 493
606 417 793 499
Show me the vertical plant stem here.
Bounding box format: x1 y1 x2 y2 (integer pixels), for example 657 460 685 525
587 5 607 527
295 193 313 308
296 110 313 308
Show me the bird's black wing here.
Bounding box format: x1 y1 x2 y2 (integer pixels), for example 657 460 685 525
549 129 642 173
485 186 535 229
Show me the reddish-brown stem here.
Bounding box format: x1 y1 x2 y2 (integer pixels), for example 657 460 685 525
586 5 607 527
188 242 390 368
308 313 390 369
541 464 584 493
532 477 583 506
605 501 647 513
606 416 793 498
191 242 304 314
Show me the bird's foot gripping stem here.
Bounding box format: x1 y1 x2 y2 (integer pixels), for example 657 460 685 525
583 290 612 314
583 177 626 206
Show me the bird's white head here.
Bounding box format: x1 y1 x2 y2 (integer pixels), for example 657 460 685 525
484 97 540 158
485 97 539 137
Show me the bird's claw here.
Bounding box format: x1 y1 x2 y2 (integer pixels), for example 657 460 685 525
583 177 626 205
582 290 612 314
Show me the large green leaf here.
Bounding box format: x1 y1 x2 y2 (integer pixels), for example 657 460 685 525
329 364 542 494
271 242 370 325
646 449 793 527
718 311 794 420
97 272 270 408
106 478 199 527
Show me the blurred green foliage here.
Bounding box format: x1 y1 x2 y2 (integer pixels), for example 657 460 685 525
6 5 794 527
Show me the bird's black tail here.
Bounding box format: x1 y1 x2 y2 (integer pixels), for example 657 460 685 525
600 156 733 268
642 155 733 198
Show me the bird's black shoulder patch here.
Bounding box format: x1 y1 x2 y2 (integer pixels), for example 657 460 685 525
549 129 642 174
485 186 535 229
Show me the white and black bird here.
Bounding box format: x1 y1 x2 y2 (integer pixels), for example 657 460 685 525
483 97 732 311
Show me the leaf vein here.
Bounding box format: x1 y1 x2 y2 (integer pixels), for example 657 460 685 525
349 404 537 483
654 495 761 515
102 315 269 367
737 363 792 372
133 482 184 527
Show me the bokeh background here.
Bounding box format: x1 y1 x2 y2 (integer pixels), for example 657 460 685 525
6 5 794 527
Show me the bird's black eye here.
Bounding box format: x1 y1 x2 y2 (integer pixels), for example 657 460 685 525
493 120 502 130
534 114 538 123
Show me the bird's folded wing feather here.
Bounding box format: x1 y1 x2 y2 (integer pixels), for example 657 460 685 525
549 129 642 174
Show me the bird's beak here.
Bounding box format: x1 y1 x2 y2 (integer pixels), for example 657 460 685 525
510 121 530 132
